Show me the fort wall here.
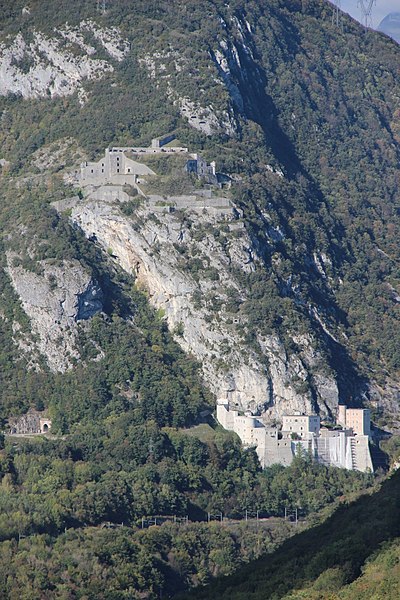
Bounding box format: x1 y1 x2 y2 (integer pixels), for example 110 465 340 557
217 401 373 473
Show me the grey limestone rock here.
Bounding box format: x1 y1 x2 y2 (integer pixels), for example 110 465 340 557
64 184 340 421
6 256 103 372
0 22 129 101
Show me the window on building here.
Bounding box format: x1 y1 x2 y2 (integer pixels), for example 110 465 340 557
117 169 120 173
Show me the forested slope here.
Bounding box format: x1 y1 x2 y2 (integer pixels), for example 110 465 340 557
0 0 400 426
0 0 399 597
179 469 400 599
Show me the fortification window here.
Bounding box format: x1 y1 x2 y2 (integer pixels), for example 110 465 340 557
127 168 131 173
91 169 94 173
117 169 120 173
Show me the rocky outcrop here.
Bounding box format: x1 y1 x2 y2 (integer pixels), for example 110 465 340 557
259 333 339 420
64 184 340 421
139 51 237 136
6 257 103 372
0 21 129 100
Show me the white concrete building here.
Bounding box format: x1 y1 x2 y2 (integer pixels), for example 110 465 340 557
282 414 320 438
216 401 268 467
79 142 217 188
216 401 373 473
185 154 217 184
80 148 156 186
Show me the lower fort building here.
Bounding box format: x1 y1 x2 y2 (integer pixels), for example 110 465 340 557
216 401 373 472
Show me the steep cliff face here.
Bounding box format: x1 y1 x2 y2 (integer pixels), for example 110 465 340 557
0 21 129 101
6 256 103 372
0 0 399 429
61 186 339 420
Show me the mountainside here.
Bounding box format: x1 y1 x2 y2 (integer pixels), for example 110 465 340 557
378 13 400 44
1 0 400 430
1 1 400 598
179 469 400 599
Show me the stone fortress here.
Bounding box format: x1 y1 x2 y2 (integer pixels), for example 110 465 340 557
217 401 373 473
68 132 239 221
73 134 373 475
78 134 218 188
75 134 374 475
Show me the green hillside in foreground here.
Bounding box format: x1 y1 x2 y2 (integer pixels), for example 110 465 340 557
0 0 400 597
179 469 400 599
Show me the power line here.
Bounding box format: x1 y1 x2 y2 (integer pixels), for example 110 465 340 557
358 0 376 29
284 507 298 524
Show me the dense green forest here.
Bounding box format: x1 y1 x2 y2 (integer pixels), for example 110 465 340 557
0 440 375 599
0 0 400 597
180 469 400 600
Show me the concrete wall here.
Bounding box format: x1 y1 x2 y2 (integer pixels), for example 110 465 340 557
337 405 371 437
282 415 320 438
315 429 372 472
217 402 373 473
315 430 353 470
151 134 176 148
80 149 156 186
352 435 373 471
216 401 235 430
110 146 188 154
263 435 293 467
87 185 131 204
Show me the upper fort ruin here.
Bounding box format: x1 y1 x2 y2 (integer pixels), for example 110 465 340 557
79 134 218 187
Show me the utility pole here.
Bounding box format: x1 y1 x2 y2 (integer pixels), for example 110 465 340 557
207 512 223 523
284 507 298 524
245 509 259 524
331 0 341 28
148 437 154 462
358 0 376 29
